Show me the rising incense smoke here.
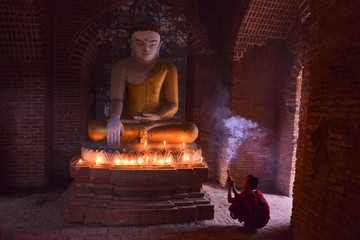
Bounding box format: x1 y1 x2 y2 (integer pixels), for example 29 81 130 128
223 115 264 164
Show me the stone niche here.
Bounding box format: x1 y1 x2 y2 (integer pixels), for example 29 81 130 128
62 0 213 225
62 142 214 225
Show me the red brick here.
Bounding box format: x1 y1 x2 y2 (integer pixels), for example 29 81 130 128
103 208 178 225
63 205 85 223
178 206 197 223
196 204 214 221
84 207 104 224
94 183 113 195
90 167 110 183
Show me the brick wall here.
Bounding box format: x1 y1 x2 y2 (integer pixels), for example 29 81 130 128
0 0 53 188
232 0 298 61
222 0 251 56
275 16 305 196
224 41 293 191
217 0 304 195
186 53 228 179
291 0 360 239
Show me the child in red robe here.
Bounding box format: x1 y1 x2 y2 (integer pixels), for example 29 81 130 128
227 174 270 229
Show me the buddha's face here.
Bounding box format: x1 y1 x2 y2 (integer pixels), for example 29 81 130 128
130 30 162 63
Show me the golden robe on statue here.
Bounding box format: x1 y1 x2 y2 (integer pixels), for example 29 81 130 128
88 58 198 143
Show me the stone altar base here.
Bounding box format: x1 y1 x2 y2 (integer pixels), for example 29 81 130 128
62 157 214 225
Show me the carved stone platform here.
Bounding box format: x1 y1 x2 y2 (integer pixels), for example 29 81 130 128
62 157 214 225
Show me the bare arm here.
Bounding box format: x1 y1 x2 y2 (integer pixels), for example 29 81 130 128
109 61 126 118
232 184 239 196
227 177 238 203
107 61 126 145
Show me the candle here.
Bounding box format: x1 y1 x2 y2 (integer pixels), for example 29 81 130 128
76 158 85 167
163 141 166 151
144 141 147 151
96 156 103 165
182 143 185 150
114 158 121 165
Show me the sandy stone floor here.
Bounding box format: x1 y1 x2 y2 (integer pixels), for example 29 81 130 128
0 183 293 240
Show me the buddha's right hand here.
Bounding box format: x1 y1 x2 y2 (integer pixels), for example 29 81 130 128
106 117 124 146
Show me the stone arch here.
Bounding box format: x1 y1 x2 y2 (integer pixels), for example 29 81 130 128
232 0 299 61
224 0 311 194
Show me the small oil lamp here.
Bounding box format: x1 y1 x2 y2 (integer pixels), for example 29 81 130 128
114 158 121 166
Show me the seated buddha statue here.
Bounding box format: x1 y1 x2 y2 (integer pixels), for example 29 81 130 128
87 20 198 145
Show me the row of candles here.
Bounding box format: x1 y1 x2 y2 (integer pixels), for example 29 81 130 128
80 141 203 166
145 141 186 151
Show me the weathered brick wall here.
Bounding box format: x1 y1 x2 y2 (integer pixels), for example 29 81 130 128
221 0 251 56
275 16 305 196
217 0 301 193
0 0 53 188
232 0 298 61
226 41 293 191
186 54 228 179
291 0 360 239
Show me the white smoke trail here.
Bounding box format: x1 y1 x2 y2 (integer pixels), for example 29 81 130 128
223 115 264 164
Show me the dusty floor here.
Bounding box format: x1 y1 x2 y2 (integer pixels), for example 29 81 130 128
0 183 293 240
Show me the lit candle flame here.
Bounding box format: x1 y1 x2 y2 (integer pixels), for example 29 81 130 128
96 156 103 165
79 159 82 163
201 157 203 162
182 143 185 150
130 159 135 165
138 158 143 164
114 159 120 165
163 141 166 151
144 141 147 150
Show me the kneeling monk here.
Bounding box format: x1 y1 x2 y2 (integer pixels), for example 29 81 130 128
88 20 198 145
227 174 270 229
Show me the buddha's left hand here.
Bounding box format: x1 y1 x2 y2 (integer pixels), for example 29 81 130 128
133 113 161 121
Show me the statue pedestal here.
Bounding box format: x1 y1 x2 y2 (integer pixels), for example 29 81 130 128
62 156 214 225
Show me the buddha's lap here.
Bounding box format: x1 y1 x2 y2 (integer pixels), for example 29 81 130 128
87 118 198 143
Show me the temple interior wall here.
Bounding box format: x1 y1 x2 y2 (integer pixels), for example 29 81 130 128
0 0 359 239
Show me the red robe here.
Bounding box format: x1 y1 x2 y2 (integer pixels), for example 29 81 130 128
229 189 270 229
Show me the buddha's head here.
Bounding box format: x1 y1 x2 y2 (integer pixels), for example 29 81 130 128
242 175 259 190
129 20 163 64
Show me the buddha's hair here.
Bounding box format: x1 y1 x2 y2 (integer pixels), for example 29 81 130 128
129 19 161 39
247 175 259 190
